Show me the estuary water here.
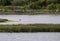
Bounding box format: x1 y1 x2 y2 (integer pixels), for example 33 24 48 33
0 15 60 25
0 33 60 41
0 15 60 41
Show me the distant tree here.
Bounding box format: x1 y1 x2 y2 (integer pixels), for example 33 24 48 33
0 0 12 6
40 0 47 7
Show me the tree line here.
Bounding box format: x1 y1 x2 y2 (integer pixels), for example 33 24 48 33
0 0 60 10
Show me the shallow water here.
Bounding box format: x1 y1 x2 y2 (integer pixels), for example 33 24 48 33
0 15 60 25
0 33 60 41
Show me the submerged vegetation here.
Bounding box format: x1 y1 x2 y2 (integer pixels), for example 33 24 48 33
0 19 8 22
0 24 60 32
0 19 15 22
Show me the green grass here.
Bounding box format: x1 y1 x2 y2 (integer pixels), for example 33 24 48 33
0 19 8 22
0 6 60 15
0 19 15 22
0 24 60 32
0 11 60 15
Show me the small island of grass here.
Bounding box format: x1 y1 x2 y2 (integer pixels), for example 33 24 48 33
0 24 60 32
0 19 15 22
0 19 8 22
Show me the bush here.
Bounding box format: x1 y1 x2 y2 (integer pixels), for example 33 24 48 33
56 4 60 10
11 0 26 6
47 3 57 10
30 3 41 9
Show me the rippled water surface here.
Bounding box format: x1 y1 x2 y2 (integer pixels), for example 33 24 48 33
0 15 60 24
0 33 60 41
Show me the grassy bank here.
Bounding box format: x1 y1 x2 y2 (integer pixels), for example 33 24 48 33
0 24 60 32
0 6 60 15
1 10 60 15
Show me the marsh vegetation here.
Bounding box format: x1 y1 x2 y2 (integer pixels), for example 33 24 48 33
0 0 60 14
0 19 8 22
0 24 60 32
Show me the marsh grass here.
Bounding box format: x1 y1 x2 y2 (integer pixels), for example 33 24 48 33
6 20 17 22
0 19 8 22
0 24 60 32
0 6 60 15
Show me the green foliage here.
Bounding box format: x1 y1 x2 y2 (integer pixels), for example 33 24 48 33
30 4 41 9
56 4 60 10
47 0 58 3
11 0 28 6
27 0 38 2
23 5 29 10
0 24 60 32
0 0 11 6
47 3 57 10
0 0 60 10
30 2 41 9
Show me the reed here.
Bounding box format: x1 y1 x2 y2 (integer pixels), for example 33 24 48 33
0 6 60 15
0 24 60 32
0 19 8 22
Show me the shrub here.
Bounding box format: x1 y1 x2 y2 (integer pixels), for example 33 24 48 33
47 3 57 10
